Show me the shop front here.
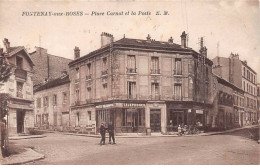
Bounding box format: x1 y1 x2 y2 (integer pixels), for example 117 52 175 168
96 102 146 134
166 102 208 133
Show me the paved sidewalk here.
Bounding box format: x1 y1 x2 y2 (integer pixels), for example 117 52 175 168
33 125 258 138
199 125 258 136
9 135 46 140
0 148 44 165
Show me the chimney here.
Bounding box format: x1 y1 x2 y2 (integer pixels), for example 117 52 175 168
180 31 187 48
230 53 239 60
74 46 80 60
168 37 173 43
3 38 10 52
146 34 151 42
101 32 114 47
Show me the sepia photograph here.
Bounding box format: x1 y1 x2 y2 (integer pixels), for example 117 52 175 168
0 0 259 165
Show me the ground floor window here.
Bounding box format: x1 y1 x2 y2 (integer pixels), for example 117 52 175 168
76 112 80 126
97 108 145 133
42 114 49 125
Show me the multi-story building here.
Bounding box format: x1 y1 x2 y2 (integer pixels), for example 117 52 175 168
34 72 70 131
68 32 213 135
212 53 258 125
257 83 260 122
0 39 34 135
30 47 72 86
210 74 244 129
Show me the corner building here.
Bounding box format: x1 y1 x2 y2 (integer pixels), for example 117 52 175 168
68 32 213 135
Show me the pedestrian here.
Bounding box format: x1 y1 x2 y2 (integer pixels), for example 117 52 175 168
100 123 106 145
107 122 116 144
178 125 182 136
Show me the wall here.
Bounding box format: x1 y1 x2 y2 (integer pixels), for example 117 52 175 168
34 83 70 131
30 47 72 85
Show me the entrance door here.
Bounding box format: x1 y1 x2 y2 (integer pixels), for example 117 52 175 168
150 109 161 132
240 113 243 127
17 110 25 133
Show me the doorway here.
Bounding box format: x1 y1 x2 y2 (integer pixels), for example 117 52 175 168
17 110 25 133
150 109 161 132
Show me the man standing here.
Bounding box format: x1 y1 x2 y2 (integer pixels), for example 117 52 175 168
108 122 115 144
100 123 106 145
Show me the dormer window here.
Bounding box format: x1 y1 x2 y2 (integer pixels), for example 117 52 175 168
16 56 23 69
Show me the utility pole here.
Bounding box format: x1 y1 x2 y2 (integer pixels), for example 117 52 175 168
217 42 219 57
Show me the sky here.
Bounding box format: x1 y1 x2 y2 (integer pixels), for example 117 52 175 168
0 0 259 82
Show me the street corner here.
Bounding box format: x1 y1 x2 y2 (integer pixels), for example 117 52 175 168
1 148 45 165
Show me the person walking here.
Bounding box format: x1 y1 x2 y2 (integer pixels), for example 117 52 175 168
108 122 116 144
100 123 106 145
178 125 182 136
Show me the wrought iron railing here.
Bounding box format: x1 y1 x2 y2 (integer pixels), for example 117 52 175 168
126 68 137 74
151 69 160 74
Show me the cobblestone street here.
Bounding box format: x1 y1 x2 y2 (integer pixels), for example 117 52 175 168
10 130 259 165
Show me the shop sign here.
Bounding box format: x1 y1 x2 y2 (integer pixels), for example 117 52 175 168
196 110 203 114
123 103 145 107
96 104 114 108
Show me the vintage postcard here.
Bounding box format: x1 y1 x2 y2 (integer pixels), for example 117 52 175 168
0 0 259 165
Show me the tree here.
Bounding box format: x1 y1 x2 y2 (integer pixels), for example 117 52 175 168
0 93 9 122
0 54 12 83
0 51 11 121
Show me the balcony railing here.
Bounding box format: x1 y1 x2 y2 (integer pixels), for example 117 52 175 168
101 70 108 76
151 69 160 74
15 68 27 80
86 74 92 81
75 100 81 106
127 95 137 100
173 70 182 76
17 92 23 98
126 68 137 74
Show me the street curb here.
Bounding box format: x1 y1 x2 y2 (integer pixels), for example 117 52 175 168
9 135 47 140
1 148 45 165
199 125 259 136
33 125 258 139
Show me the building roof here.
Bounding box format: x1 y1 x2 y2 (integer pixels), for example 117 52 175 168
114 38 189 50
34 74 70 92
213 56 257 75
241 60 257 74
69 37 213 67
214 74 244 94
5 46 35 67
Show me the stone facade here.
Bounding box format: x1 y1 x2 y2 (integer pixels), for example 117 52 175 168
210 75 244 130
0 39 34 136
30 47 72 86
68 32 213 135
212 53 258 126
34 75 70 131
